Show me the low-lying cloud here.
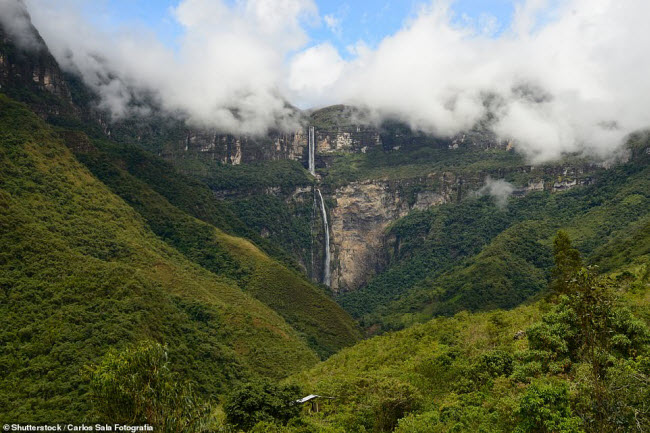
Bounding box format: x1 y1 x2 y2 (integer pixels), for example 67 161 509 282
477 177 515 209
5 0 650 160
21 0 318 135
298 0 650 162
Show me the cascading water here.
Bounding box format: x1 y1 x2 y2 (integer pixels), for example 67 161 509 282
310 188 317 281
307 126 330 286
308 126 315 175
316 188 331 287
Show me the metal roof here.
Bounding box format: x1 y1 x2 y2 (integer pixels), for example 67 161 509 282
295 394 335 404
296 394 319 404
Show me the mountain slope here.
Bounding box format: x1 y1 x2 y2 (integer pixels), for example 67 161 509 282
0 94 321 422
62 134 360 357
284 260 649 433
339 144 650 331
1 6 360 360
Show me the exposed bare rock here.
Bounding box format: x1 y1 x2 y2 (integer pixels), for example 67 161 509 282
0 6 76 118
329 175 463 292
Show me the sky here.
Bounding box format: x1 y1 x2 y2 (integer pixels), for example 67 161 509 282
2 0 649 163
76 0 517 57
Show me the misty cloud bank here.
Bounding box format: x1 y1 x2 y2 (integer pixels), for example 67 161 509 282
4 0 650 161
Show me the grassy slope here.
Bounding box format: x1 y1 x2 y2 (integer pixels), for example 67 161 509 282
65 135 360 358
188 158 317 272
60 132 303 271
0 94 322 422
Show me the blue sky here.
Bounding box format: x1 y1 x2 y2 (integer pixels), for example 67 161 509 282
87 0 516 55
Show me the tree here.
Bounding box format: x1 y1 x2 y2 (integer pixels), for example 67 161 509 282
86 340 213 433
550 231 583 296
515 380 584 433
224 379 301 431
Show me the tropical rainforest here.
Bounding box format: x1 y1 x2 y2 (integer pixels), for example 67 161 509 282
0 4 648 433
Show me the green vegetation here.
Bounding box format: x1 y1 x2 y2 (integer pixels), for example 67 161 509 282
225 380 302 431
340 147 650 331
3 17 650 432
274 235 649 433
193 159 312 192
0 94 329 422
81 244 649 432
187 158 317 271
309 105 366 130
320 147 524 188
65 133 360 358
87 341 213 432
60 131 302 270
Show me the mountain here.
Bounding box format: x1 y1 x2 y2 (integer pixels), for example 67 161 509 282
1 2 649 431
0 5 360 422
340 139 650 331
0 94 317 421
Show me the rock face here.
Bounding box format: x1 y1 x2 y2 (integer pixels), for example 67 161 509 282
0 5 74 118
328 175 462 292
168 129 309 165
326 163 600 292
315 126 383 154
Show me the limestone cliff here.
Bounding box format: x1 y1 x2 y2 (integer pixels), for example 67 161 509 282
168 128 308 165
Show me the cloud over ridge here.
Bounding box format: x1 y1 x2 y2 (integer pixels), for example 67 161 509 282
6 0 650 161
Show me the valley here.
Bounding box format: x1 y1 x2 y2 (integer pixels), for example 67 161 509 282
0 2 649 432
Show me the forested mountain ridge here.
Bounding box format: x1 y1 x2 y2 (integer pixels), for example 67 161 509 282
340 136 650 331
0 94 322 420
284 248 650 432
0 7 360 422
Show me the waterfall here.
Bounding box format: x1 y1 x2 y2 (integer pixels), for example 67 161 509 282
308 126 315 175
310 188 317 281
316 188 331 287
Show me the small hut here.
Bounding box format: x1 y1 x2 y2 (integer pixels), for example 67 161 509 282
295 394 335 413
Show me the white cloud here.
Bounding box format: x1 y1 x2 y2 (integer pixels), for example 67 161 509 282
288 43 345 105
23 0 317 134
292 0 650 162
0 0 43 49
324 13 341 37
11 0 650 161
477 177 515 209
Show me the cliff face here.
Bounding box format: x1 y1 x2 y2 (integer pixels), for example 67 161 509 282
105 103 604 294
0 6 75 118
329 177 453 292
325 163 600 292
326 171 480 292
315 126 383 154
168 128 308 165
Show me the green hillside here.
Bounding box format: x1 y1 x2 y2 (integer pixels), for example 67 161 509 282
63 134 360 357
0 94 325 422
279 245 650 433
340 142 650 331
185 158 318 274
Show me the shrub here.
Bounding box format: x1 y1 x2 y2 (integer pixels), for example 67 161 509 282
86 340 213 433
515 380 583 433
225 379 302 431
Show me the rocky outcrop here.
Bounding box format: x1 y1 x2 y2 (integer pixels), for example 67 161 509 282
0 5 75 118
328 174 463 292
315 127 383 154
173 129 308 165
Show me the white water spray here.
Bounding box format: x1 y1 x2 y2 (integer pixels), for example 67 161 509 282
316 188 331 287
